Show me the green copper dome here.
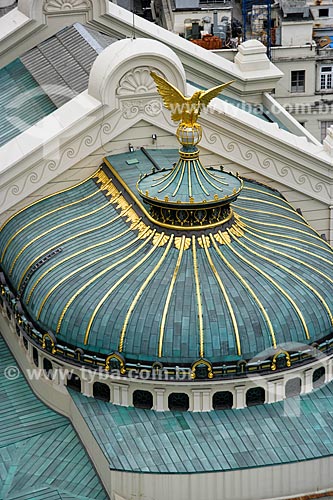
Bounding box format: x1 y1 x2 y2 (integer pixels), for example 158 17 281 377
137 148 242 205
1 149 333 377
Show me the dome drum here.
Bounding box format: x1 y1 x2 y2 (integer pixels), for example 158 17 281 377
2 279 333 385
2 292 333 415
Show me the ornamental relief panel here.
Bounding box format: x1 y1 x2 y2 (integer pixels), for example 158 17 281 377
116 67 165 96
203 128 331 203
44 0 92 12
121 99 162 119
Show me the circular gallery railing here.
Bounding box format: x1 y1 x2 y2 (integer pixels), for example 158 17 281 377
1 278 333 382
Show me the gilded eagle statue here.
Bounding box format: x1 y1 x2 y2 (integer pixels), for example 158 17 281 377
150 71 234 127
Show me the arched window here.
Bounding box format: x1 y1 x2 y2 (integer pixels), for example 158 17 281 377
213 391 233 410
133 390 153 409
168 393 189 411
313 367 326 389
93 382 110 402
43 358 53 380
32 347 39 367
246 387 265 407
285 378 302 398
67 373 81 392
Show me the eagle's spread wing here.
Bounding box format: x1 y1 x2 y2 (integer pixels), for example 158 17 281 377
199 80 235 107
150 71 186 122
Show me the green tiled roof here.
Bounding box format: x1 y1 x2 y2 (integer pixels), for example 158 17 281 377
138 147 241 204
1 150 333 366
0 24 117 147
71 382 333 474
0 335 107 499
0 59 56 147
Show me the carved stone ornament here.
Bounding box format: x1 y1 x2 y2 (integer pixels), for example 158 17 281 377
205 130 330 201
121 99 162 119
116 67 165 96
44 0 91 12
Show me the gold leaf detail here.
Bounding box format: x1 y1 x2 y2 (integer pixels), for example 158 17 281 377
215 231 231 244
174 236 191 250
230 226 244 237
136 222 147 232
197 235 210 248
136 222 152 239
125 208 140 224
214 232 224 244
223 232 231 243
96 171 109 185
130 219 141 229
153 233 169 246
107 186 120 198
116 198 129 211
235 222 246 233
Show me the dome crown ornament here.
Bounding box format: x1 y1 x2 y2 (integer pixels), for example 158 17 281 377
137 73 242 228
150 71 234 129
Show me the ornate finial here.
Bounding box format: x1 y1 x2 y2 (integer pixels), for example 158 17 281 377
136 73 242 229
150 71 234 147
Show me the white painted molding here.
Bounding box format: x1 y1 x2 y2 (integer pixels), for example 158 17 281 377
195 103 333 204
235 39 271 73
0 0 16 8
0 89 333 215
262 92 321 146
324 125 333 156
0 39 332 216
88 38 186 107
0 0 107 67
95 3 283 96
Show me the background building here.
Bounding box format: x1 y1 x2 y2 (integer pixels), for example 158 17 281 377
144 0 333 142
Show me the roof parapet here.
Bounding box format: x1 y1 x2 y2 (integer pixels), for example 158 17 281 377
234 40 271 73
